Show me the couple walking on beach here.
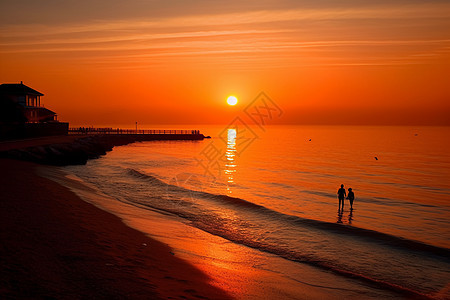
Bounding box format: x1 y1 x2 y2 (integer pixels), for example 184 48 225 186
337 184 355 211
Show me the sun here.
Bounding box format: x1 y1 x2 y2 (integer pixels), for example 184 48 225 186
227 96 238 106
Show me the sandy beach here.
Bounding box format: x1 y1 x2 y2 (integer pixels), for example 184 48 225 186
0 158 231 299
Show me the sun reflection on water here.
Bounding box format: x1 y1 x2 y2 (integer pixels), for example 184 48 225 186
225 128 237 194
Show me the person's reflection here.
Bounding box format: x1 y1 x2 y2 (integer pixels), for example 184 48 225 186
337 210 343 224
348 210 354 225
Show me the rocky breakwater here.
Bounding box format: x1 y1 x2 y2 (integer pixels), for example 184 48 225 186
0 135 137 166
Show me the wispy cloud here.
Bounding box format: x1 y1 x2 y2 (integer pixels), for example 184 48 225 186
2 3 450 37
1 3 449 69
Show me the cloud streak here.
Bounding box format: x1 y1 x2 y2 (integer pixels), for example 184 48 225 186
1 3 449 69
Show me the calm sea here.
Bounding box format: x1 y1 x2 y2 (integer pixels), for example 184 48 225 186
63 125 450 298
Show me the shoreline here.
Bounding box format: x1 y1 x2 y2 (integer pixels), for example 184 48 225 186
1 135 438 299
0 158 231 299
49 158 411 299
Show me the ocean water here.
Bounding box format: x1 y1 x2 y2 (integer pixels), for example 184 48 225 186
63 125 450 298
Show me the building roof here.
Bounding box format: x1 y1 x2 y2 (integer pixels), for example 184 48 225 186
36 107 57 116
0 82 44 96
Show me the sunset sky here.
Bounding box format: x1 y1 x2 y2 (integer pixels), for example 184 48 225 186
1 0 449 126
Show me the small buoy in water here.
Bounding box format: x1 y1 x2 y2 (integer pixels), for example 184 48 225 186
374 157 378 160
308 139 311 141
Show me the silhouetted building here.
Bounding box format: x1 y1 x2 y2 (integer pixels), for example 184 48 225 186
0 82 57 123
0 82 68 139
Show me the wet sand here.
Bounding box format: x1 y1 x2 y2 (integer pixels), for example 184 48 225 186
0 158 231 299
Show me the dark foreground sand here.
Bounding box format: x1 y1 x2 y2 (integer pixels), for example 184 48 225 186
0 158 231 299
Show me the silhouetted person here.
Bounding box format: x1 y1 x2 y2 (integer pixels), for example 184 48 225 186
337 184 346 210
347 188 355 210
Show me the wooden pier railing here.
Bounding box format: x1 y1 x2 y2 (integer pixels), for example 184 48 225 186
69 128 201 135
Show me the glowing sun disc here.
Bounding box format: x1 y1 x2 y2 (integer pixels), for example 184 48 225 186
227 96 238 106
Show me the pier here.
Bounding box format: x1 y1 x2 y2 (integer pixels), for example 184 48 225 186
68 127 206 141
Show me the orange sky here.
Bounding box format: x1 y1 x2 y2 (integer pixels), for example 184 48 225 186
1 0 449 126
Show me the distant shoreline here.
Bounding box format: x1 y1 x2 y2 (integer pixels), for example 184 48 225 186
0 132 206 166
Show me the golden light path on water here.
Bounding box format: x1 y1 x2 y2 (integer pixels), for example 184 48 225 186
225 128 237 194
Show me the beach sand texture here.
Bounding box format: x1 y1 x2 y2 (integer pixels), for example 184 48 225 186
0 158 231 299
